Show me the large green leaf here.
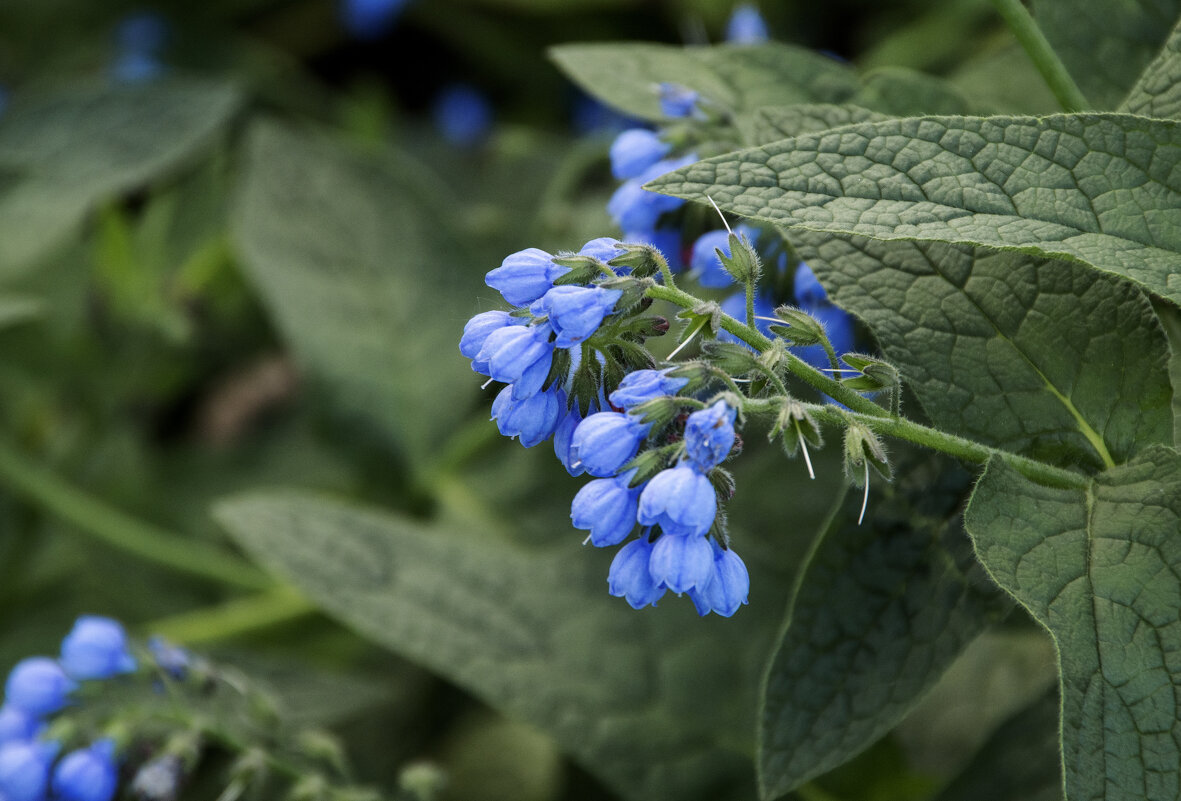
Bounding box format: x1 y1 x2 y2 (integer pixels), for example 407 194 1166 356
792 233 1173 469
549 42 859 123
0 79 241 274
1121 15 1181 120
1030 0 1181 110
759 455 1006 800
648 114 1181 304
964 447 1181 801
849 67 973 116
231 121 473 464
735 104 887 147
214 491 788 801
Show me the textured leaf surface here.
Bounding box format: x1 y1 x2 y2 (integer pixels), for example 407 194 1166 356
215 491 786 801
931 689 1063 801
965 447 1181 801
793 233 1173 469
232 121 472 463
1121 16 1181 120
759 455 1006 799
0 79 241 273
550 42 859 122
736 104 887 147
849 67 973 116
650 114 1181 304
1031 0 1181 109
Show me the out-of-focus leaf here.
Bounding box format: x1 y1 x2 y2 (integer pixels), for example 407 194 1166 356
0 79 241 274
949 41 1060 114
0 296 43 329
550 42 859 122
735 104 887 146
1120 15 1181 120
758 454 1007 799
232 120 473 465
850 67 973 116
1030 0 1181 109
793 234 1173 469
965 447 1181 801
214 490 792 801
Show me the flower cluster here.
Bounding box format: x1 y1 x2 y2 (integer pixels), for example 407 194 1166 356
0 617 133 801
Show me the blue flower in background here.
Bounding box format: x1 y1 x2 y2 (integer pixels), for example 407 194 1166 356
571 93 636 137
340 0 410 39
433 84 493 148
607 153 696 231
621 226 683 272
59 616 136 681
689 224 760 288
658 83 699 118
793 262 829 308
610 129 670 180
718 290 775 347
0 707 39 747
726 4 769 44
0 739 59 801
4 658 75 717
52 739 119 801
111 12 168 83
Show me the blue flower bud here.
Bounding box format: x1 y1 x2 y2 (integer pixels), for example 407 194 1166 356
60 616 136 681
0 707 40 746
689 541 750 617
649 532 714 594
621 227 683 272
0 739 59 801
491 385 564 447
658 83 699 118
571 471 642 547
793 262 829 309
637 463 717 537
531 286 622 348
4 658 75 717
460 310 528 373
684 400 737 470
434 84 493 148
53 739 118 801
486 248 568 307
476 323 555 400
609 368 688 411
726 3 769 43
609 129 670 180
554 399 594 476
689 225 760 288
794 304 856 371
579 237 625 265
606 154 696 232
569 411 650 477
111 13 168 83
607 537 666 608
340 0 409 38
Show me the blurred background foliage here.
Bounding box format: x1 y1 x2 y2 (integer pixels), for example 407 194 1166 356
0 0 1062 799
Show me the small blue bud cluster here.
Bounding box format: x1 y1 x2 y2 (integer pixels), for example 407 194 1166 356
111 13 168 83
0 617 134 801
433 84 493 148
340 0 411 38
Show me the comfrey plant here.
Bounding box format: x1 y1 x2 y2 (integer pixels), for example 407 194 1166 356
0 617 392 801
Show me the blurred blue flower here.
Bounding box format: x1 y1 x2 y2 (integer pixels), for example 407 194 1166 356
658 83 699 118
0 740 59 801
607 153 696 231
433 84 493 148
571 93 635 137
621 226 683 272
52 739 118 801
4 658 75 717
726 4 769 43
609 129 670 180
793 262 829 308
718 290 775 347
60 616 136 681
340 0 410 39
0 707 39 746
147 637 190 680
112 12 168 83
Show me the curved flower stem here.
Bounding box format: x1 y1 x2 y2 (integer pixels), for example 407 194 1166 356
0 439 271 590
144 586 315 645
988 0 1091 112
649 284 1090 490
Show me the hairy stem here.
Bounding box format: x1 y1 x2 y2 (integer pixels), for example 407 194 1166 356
988 0 1091 112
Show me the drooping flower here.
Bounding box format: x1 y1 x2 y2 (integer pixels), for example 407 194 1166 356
569 411 651 477
0 707 39 746
476 323 554 399
608 368 688 411
725 3 769 44
490 385 564 448
688 540 750 617
485 248 569 307
52 739 119 801
610 129 671 180
607 536 666 608
59 616 136 681
460 310 528 373
4 658 75 717
340 0 409 38
648 532 714 594
0 739 59 801
683 401 737 471
531 285 622 348
636 463 717 537
571 471 642 547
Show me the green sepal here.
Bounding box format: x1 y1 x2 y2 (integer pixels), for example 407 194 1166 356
665 360 715 393
769 305 826 347
607 314 669 339
844 422 892 483
677 300 724 340
701 339 762 376
551 255 607 285
757 339 787 373
623 445 678 487
607 243 666 279
706 466 737 501
840 353 900 393
717 231 762 285
600 275 653 315
569 346 603 416
768 398 823 457
630 395 685 429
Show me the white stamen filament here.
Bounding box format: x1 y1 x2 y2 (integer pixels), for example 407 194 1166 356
857 461 870 526
582 534 592 546
481 376 495 389
706 195 733 234
795 419 815 480
667 318 706 360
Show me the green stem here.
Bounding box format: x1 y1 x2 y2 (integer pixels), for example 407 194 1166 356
143 586 315 645
650 286 1089 490
0 440 271 590
744 279 756 332
988 0 1091 112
